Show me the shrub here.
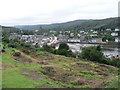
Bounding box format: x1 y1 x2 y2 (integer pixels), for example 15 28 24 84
43 45 54 53
57 49 68 56
81 46 104 62
58 43 69 50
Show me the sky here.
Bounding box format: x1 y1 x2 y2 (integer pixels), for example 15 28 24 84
0 0 119 26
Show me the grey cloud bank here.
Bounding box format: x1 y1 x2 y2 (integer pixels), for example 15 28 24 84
0 0 119 26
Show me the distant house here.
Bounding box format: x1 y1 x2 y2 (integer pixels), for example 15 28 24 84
58 35 69 42
89 34 97 37
115 37 120 42
35 30 39 32
80 31 85 33
70 33 74 37
115 28 119 31
68 39 81 43
93 31 98 34
90 30 93 32
106 29 111 31
50 30 56 33
111 32 118 36
91 38 103 43
65 31 70 33
77 34 81 37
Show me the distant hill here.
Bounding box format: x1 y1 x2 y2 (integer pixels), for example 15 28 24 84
12 17 118 31
1 25 20 31
14 19 94 30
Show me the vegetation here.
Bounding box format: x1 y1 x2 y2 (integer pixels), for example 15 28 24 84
1 40 119 88
1 20 119 88
80 46 120 67
13 17 117 31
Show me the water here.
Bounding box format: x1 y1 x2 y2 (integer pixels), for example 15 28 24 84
66 43 119 56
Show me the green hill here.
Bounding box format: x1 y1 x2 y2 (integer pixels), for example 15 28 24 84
13 17 118 31
1 43 119 88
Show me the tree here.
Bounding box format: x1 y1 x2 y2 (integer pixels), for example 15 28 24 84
58 43 69 50
57 49 68 56
43 45 53 53
81 46 104 62
96 45 101 51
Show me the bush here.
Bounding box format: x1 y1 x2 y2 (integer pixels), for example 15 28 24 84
81 46 104 62
57 49 68 56
58 43 69 50
43 45 54 53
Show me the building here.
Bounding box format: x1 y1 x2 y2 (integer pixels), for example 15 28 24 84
89 34 97 37
115 37 120 42
111 32 118 36
80 31 85 33
106 29 111 31
68 39 81 43
57 35 69 42
93 31 98 34
70 33 74 37
115 28 119 31
91 38 103 43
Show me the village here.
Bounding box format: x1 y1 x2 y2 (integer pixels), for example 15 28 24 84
9 28 120 47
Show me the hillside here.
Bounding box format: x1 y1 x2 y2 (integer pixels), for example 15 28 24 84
1 43 119 88
13 17 118 31
1 26 20 31
14 19 93 30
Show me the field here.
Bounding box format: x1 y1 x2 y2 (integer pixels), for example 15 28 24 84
1 44 119 88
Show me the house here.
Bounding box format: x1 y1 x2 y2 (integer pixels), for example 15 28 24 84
91 38 103 43
77 34 81 37
111 32 118 36
115 28 119 31
93 31 98 34
50 30 56 33
106 29 111 31
90 30 93 32
68 39 81 43
70 33 74 37
89 34 97 37
80 31 85 33
115 37 120 42
57 35 69 42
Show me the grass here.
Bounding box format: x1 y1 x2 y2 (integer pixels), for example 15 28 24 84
100 76 119 88
81 85 90 88
2 46 119 88
36 51 45 55
2 68 40 88
83 75 103 78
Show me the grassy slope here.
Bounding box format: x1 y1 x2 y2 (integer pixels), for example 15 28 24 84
1 46 119 88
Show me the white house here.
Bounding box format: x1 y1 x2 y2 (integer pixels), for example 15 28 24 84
90 34 97 37
111 32 118 36
68 39 81 42
93 31 98 34
90 30 94 32
70 33 74 37
115 37 120 42
80 31 85 33
115 28 120 31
